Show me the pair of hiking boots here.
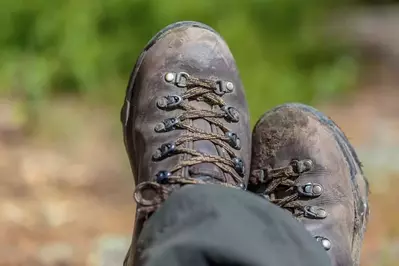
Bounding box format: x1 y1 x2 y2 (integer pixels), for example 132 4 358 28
120 21 370 266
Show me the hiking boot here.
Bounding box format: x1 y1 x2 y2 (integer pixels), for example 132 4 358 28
248 103 369 266
121 21 251 265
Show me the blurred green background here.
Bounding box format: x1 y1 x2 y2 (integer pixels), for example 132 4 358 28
1 0 399 265
0 0 361 125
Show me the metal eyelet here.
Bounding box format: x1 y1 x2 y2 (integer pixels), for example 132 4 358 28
232 157 245 176
315 236 331 250
225 131 241 149
304 206 328 219
164 72 189 87
297 183 323 197
215 80 234 95
157 95 183 109
154 117 180 132
222 106 239 122
153 143 176 160
156 171 171 184
164 72 176 82
175 72 190 87
291 159 313 174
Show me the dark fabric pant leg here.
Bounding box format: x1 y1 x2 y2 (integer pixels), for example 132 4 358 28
136 185 331 266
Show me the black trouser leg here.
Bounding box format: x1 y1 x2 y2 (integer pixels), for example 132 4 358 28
135 185 331 266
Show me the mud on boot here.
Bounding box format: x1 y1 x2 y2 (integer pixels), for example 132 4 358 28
249 103 370 266
121 21 251 266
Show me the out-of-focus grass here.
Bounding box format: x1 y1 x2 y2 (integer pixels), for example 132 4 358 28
0 0 359 126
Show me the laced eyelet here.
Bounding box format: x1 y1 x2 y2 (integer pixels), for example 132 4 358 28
222 106 239 122
315 236 331 250
156 171 171 184
215 80 234 95
225 131 241 149
175 72 190 87
157 95 183 109
304 206 328 219
291 159 313 174
164 72 190 87
232 157 245 176
153 143 176 160
296 159 313 174
297 183 323 197
154 117 180 132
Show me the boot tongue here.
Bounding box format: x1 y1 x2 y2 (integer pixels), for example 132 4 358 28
187 101 226 182
189 164 224 182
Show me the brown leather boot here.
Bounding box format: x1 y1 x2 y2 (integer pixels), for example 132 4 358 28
249 103 369 266
121 21 251 265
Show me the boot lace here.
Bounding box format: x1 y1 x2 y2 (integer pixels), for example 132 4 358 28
250 159 327 219
134 72 245 214
250 159 331 250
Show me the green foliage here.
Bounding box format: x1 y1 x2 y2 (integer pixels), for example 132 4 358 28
0 0 358 123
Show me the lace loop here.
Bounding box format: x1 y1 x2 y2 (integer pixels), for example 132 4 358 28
154 117 180 132
175 72 190 87
157 95 183 109
303 206 328 219
225 131 241 150
222 106 240 122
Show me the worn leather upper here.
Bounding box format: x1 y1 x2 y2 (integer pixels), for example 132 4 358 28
122 22 251 266
123 24 251 187
249 103 369 266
